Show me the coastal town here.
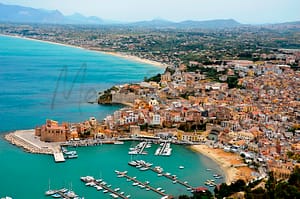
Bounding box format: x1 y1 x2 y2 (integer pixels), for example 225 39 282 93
5 49 300 196
1 19 300 199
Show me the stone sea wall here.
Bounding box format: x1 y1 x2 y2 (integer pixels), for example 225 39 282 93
4 133 53 154
112 93 139 104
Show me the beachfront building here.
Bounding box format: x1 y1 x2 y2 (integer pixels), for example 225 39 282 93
177 131 204 142
35 119 69 142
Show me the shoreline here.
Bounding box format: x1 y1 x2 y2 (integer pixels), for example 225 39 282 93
101 51 168 68
0 33 168 69
190 145 255 185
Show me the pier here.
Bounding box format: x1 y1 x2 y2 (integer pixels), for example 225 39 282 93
115 171 169 197
128 141 149 155
130 160 194 191
80 176 129 199
53 152 65 162
155 142 172 156
45 188 83 199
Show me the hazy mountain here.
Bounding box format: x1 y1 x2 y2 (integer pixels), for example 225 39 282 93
130 19 175 27
0 3 65 23
129 18 241 29
177 19 241 28
0 3 103 24
65 13 103 24
0 3 298 29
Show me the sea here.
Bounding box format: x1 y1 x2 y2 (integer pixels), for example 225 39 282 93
0 35 224 198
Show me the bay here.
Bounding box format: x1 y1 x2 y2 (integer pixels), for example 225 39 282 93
0 35 224 198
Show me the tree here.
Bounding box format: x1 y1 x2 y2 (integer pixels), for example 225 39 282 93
265 171 276 199
274 181 300 199
288 166 300 188
192 189 213 199
179 195 190 199
245 187 267 199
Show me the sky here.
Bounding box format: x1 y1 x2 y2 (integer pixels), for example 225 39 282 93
1 0 300 24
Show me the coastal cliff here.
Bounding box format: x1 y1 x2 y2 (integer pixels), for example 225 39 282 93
97 86 118 104
98 92 112 104
98 85 139 105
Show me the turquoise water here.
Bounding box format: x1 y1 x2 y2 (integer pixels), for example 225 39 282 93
0 35 224 198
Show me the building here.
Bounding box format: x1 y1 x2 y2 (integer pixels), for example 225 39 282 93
207 129 220 141
177 131 204 142
35 119 69 142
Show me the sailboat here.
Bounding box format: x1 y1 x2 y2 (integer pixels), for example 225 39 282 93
45 179 56 195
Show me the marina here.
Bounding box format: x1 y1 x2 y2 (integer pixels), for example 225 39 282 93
80 176 130 199
115 170 169 198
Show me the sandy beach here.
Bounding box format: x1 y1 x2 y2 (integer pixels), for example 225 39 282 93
101 51 168 68
190 145 255 184
0 34 168 69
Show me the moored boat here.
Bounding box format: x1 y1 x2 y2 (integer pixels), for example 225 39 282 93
51 193 61 198
67 154 78 159
128 160 138 166
140 167 149 171
45 190 56 195
59 188 68 193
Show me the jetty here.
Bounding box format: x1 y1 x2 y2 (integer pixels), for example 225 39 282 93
80 176 129 199
115 171 168 197
53 152 65 162
155 142 172 156
129 160 194 191
45 188 83 199
128 141 149 155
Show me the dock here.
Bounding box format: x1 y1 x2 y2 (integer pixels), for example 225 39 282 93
116 171 168 197
80 176 129 199
45 188 83 199
155 142 172 156
130 160 194 191
53 152 65 162
128 141 149 155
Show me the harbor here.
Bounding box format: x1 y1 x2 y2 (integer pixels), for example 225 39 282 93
1 134 226 198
